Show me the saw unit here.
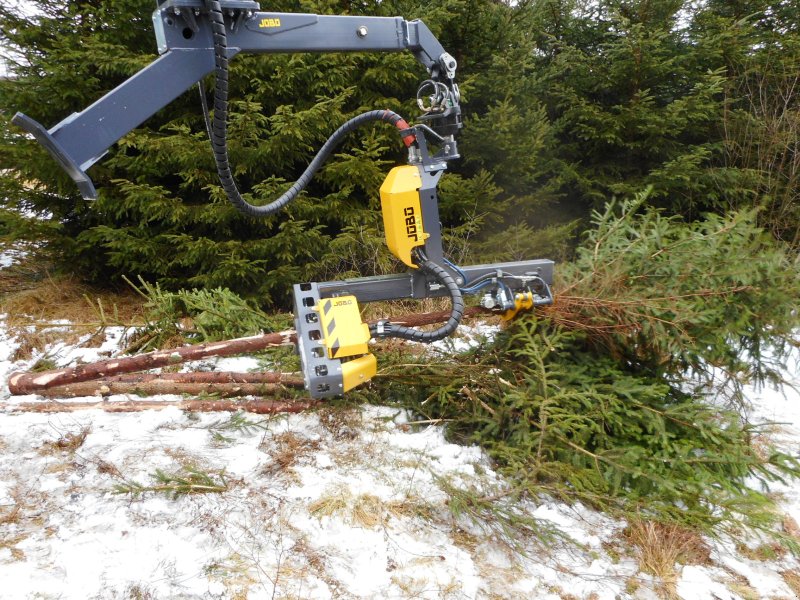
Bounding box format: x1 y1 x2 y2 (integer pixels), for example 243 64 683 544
12 0 555 399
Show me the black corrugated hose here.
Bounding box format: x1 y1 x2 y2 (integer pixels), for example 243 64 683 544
369 250 464 343
205 1 463 341
204 0 412 218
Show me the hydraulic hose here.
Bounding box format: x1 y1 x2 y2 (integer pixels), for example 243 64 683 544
205 0 413 218
205 2 462 343
370 252 465 343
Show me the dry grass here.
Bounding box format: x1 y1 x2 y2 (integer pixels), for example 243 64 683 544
1 264 144 361
0 500 22 526
726 579 760 600
782 569 800 596
1 273 143 327
309 489 387 529
317 405 362 441
261 431 321 476
783 514 800 541
204 553 259 597
450 525 481 553
0 532 27 561
95 459 123 479
624 520 710 599
39 425 91 454
385 496 436 522
0 481 49 562
360 297 453 323
124 583 158 600
308 490 434 530
308 489 351 519
735 541 788 562
351 493 383 528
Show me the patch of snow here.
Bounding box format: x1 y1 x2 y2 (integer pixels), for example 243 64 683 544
0 314 799 598
428 322 500 354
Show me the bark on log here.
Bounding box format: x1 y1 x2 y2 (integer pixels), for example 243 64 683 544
7 306 493 395
8 330 296 395
38 380 296 399
3 399 319 414
383 306 489 328
62 371 304 386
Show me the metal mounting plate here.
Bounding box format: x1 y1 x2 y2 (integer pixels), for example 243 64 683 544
156 0 260 11
292 283 347 399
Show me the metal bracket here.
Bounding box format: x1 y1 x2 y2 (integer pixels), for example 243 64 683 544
292 282 347 399
16 7 458 199
157 0 260 11
316 259 555 303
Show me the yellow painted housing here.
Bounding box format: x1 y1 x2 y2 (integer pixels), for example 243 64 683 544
380 165 428 268
318 295 370 359
342 354 378 392
501 291 535 321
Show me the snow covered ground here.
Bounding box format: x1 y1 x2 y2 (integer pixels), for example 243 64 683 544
0 248 799 599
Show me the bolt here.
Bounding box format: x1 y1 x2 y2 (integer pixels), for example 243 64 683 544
357 25 368 37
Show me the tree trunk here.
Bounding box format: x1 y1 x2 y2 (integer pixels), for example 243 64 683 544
7 306 492 395
38 379 299 399
8 331 296 394
3 398 319 414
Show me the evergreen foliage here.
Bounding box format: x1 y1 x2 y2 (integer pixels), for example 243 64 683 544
1 0 557 304
693 0 800 247
2 0 799 297
373 202 800 539
123 277 288 352
113 465 229 498
556 195 800 393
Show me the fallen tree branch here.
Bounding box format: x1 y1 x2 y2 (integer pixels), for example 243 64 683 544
8 307 491 395
3 398 319 414
38 381 299 399
56 371 304 386
385 306 490 328
8 331 296 395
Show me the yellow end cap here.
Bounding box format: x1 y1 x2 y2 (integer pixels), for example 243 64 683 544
501 291 535 321
342 354 377 392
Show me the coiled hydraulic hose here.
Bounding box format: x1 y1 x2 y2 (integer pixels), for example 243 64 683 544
205 0 413 218
370 250 464 343
205 1 463 342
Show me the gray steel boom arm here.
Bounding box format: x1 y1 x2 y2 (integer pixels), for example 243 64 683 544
12 0 457 199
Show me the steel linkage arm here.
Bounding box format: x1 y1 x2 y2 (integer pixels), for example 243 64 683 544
12 0 458 199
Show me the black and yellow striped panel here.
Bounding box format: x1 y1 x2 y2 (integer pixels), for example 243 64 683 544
318 295 370 359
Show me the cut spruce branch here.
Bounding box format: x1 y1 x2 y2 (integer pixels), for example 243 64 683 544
3 398 319 414
7 307 490 395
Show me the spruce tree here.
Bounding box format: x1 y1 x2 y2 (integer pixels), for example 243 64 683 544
1 0 544 304
692 0 800 248
517 0 728 217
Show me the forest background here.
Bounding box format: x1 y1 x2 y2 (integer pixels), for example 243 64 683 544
2 0 798 300
1 0 800 564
